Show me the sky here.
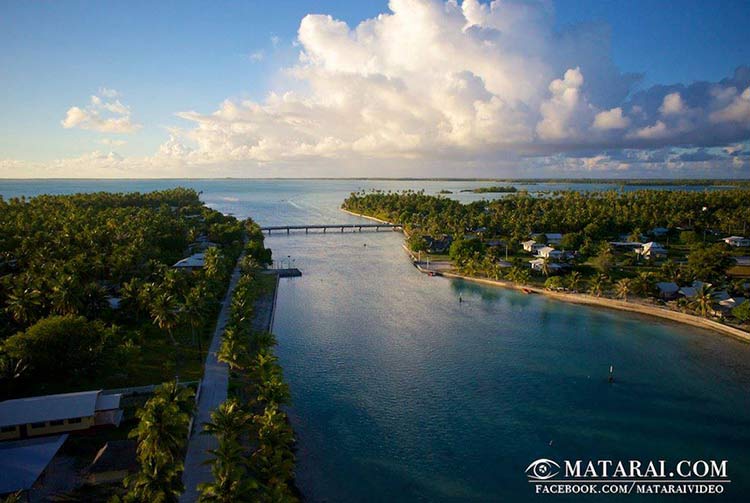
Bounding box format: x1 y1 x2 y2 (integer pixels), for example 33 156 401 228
1 0 749 178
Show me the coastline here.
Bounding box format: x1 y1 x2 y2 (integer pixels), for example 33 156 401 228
340 207 396 225
341 206 750 342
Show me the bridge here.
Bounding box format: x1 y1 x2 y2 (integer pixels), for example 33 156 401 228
260 223 402 234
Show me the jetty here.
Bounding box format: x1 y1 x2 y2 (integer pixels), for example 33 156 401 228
260 223 401 234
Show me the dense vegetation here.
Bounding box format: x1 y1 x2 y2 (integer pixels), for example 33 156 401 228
0 188 246 399
343 189 750 325
467 185 518 193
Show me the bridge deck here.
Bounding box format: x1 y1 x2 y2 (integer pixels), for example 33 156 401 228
261 223 402 233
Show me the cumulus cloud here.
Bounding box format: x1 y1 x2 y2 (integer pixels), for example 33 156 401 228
61 90 141 133
155 0 750 170
593 107 629 130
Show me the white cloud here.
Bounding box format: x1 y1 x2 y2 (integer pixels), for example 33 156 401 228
593 107 630 130
710 87 750 123
659 92 686 115
61 90 141 133
249 50 265 62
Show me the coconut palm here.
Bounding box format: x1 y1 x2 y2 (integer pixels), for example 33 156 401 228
632 272 654 297
587 274 609 297
5 285 42 326
49 274 83 315
615 278 633 301
198 439 258 503
540 257 551 277
688 284 717 318
202 398 253 442
567 271 582 292
150 291 181 345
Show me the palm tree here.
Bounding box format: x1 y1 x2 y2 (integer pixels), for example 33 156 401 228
632 272 654 297
615 278 633 301
125 381 193 503
202 398 253 443
50 274 83 315
567 271 582 292
183 285 208 350
217 337 249 372
198 439 258 503
150 291 181 345
540 257 551 277
588 274 609 297
5 285 42 326
688 284 717 318
119 278 143 320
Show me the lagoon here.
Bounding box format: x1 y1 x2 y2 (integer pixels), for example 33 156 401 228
2 179 749 501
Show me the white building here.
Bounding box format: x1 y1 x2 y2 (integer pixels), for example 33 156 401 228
529 258 563 273
522 240 544 253
636 242 667 260
536 246 563 260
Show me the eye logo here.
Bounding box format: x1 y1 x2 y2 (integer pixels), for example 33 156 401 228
525 459 561 480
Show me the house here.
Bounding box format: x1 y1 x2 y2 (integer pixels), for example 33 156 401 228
536 246 563 260
636 242 667 260
0 390 122 441
719 297 746 312
85 440 138 485
424 235 453 254
529 258 563 273
678 281 712 299
609 241 643 251
656 282 680 300
545 233 563 245
522 240 547 253
173 252 206 271
189 240 219 253
0 434 68 498
723 236 750 247
650 227 669 237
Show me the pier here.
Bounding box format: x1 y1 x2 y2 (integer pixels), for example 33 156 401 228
261 223 402 234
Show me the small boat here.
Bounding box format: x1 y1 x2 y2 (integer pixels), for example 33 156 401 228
521 288 533 294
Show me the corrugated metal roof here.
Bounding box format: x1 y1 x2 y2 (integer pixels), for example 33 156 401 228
0 390 101 428
0 434 68 494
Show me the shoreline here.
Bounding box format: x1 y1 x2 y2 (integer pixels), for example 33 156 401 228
393 223 750 343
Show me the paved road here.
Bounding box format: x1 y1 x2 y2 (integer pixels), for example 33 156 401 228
180 259 244 502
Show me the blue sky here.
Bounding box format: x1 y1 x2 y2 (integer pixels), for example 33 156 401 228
1 0 749 177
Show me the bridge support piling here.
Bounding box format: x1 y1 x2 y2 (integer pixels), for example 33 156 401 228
287 227 290 235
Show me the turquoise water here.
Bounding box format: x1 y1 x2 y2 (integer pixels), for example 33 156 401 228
2 180 749 501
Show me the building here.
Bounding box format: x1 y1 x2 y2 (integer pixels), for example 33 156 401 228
85 440 138 485
0 390 122 441
723 236 750 247
0 434 68 498
655 282 680 300
650 227 669 237
609 241 644 251
536 246 563 260
522 240 545 253
173 252 206 271
545 233 563 245
424 235 452 254
636 242 667 260
529 258 563 273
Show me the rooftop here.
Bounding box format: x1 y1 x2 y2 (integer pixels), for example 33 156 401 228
0 390 119 428
0 434 68 494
